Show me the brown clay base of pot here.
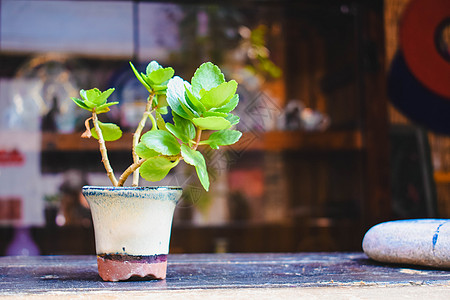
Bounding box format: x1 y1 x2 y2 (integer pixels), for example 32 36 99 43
97 254 167 282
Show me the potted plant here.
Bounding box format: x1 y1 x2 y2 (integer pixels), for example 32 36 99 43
71 61 242 281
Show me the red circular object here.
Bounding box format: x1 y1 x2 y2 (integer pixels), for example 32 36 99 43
400 0 450 98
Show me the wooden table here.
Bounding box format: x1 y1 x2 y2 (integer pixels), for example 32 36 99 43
1 253 450 299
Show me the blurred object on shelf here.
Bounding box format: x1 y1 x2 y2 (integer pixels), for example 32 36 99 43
300 108 330 132
222 21 284 133
263 152 289 223
44 194 59 228
57 170 91 227
278 100 305 130
278 100 330 131
5 227 40 256
228 167 264 223
0 78 44 227
14 54 85 133
237 25 282 81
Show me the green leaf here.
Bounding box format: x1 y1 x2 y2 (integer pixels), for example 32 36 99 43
90 121 122 141
76 88 117 112
139 157 178 182
146 61 162 74
207 142 219 150
95 101 119 114
130 61 152 92
204 130 242 148
167 76 196 120
87 88 107 106
71 97 91 111
95 88 115 106
192 116 231 130
203 111 228 118
80 89 88 101
79 90 97 108
157 106 168 115
180 144 209 191
225 113 240 126
211 94 239 113
141 130 181 155
173 113 196 140
179 99 199 119
185 85 206 114
157 94 168 109
200 80 237 109
166 123 189 143
152 85 168 92
85 88 101 103
155 111 167 131
191 62 225 96
135 142 160 159
148 67 174 85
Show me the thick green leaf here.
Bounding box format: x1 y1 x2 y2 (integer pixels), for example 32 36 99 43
155 111 167 131
225 113 240 126
179 99 199 119
173 113 196 140
204 130 242 148
166 123 189 143
152 85 168 92
80 89 88 101
146 61 162 74
185 85 206 114
71 97 91 111
79 90 97 108
211 94 239 113
141 130 181 155
192 116 231 130
95 101 119 114
191 62 225 96
207 142 219 150
167 76 195 120
81 97 97 109
130 61 152 92
157 94 168 109
203 111 228 118
85 88 100 102
139 157 178 182
200 80 237 109
90 121 122 141
180 144 209 191
156 106 168 115
86 88 110 106
135 142 160 159
94 88 115 106
148 67 174 85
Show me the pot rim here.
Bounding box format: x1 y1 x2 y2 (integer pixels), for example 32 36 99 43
82 185 182 191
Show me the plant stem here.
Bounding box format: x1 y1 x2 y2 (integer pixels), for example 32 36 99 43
118 158 146 187
92 111 118 186
132 93 155 186
148 112 157 131
193 127 202 151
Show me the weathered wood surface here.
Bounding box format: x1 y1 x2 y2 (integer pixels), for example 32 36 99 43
1 253 450 298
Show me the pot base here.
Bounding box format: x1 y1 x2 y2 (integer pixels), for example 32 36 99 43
97 254 167 282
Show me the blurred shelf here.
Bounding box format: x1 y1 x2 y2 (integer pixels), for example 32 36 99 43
41 130 363 152
434 171 450 184
231 130 363 152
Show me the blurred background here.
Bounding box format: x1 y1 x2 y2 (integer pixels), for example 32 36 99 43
0 0 449 255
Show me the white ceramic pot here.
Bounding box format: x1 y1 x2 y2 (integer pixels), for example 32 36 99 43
82 186 182 281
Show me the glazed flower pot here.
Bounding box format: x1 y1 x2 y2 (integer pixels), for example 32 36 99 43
82 186 182 282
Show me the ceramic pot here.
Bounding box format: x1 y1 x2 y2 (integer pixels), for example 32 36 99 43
82 186 182 282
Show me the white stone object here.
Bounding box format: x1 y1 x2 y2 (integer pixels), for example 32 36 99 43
363 219 450 268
